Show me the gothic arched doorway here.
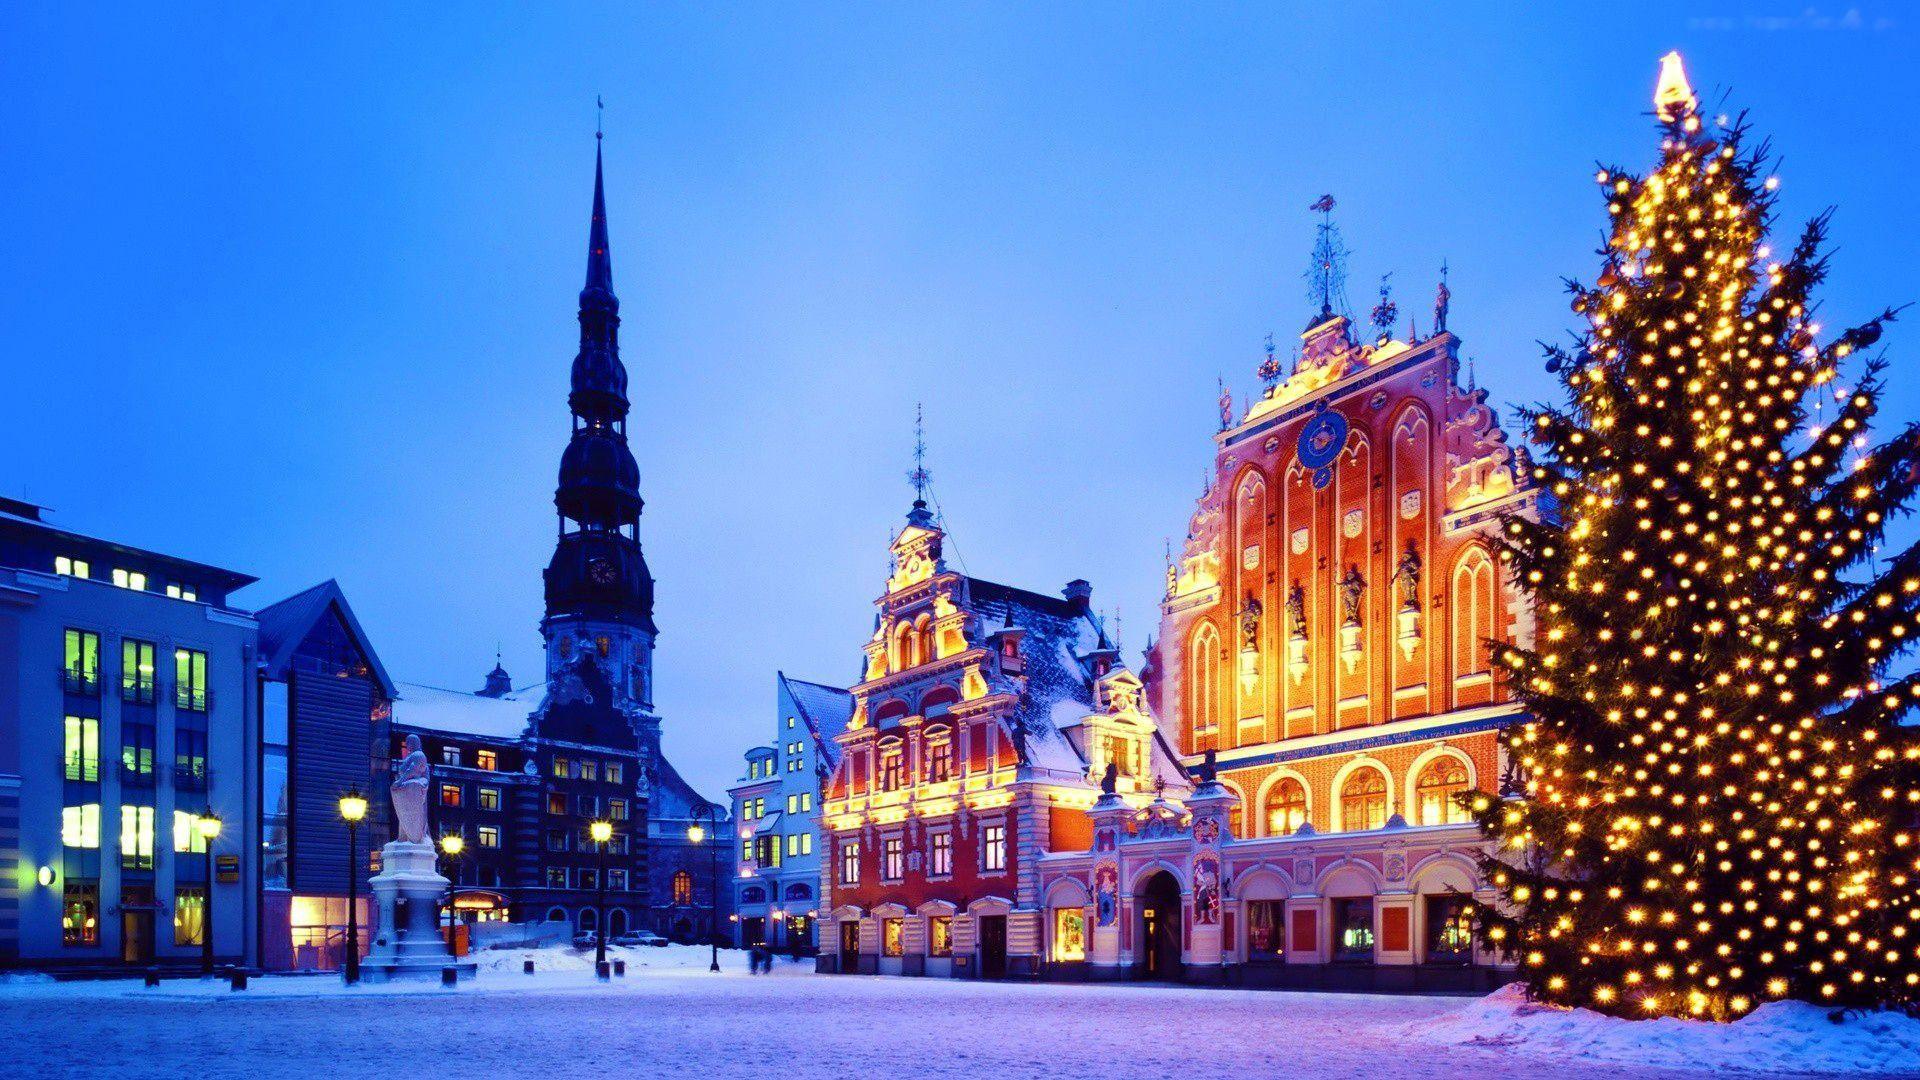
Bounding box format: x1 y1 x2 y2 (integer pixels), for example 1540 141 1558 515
1136 870 1183 981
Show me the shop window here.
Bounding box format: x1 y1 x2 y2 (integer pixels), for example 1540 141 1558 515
882 917 904 957
62 880 99 946
1332 898 1375 962
1425 895 1475 964
1052 907 1086 962
1247 900 1286 962
173 887 206 946
929 916 953 957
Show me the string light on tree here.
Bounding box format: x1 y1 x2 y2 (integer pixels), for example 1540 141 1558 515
1468 53 1920 1020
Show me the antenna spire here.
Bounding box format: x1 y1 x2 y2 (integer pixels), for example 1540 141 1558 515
595 94 604 140
906 403 933 525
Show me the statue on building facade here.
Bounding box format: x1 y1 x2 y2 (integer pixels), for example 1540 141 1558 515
389 733 430 845
1339 565 1367 627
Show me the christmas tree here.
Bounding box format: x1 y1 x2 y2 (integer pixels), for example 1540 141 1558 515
1472 52 1920 1019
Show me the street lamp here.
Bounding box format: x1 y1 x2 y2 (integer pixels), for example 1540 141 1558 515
339 791 368 985
589 819 612 976
195 811 222 976
771 906 785 953
439 833 466 957
688 803 721 972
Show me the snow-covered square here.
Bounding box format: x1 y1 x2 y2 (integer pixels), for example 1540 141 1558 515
2 945 1916 1079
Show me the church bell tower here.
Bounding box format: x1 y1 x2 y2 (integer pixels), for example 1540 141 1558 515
540 136 658 722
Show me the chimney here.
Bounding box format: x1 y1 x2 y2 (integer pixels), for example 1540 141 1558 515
1062 579 1093 614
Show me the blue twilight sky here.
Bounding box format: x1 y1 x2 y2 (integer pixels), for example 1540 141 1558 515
3 4 1916 800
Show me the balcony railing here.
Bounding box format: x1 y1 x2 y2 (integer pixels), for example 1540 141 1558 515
122 679 156 705
175 686 209 712
174 763 208 791
60 667 99 696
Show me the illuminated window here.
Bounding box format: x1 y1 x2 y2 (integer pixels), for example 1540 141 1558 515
164 583 198 601
63 629 99 695
121 719 155 782
741 839 753 861
1333 897 1375 961
173 809 209 853
883 917 904 957
672 870 693 905
608 869 627 891
440 745 462 767
925 733 953 783
439 783 463 808
173 886 206 946
477 826 500 848
173 649 207 712
878 743 904 791
800 792 812 812
1416 757 1472 826
1052 907 1086 961
478 786 501 811
551 757 571 779
1426 895 1474 963
580 760 598 782
929 916 953 957
63 715 99 782
62 880 98 946
121 639 156 703
1340 768 1389 831
55 556 91 579
1188 623 1221 742
112 568 148 591
786 716 796 729
840 842 860 885
609 798 628 820
605 762 623 785
1266 777 1307 836
546 867 567 888
1101 733 1136 778
547 793 567 815
62 803 101 849
120 804 155 870
982 823 1007 872
881 837 904 881
928 831 952 876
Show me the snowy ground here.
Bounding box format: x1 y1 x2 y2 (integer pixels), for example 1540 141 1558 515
1 945 1915 1079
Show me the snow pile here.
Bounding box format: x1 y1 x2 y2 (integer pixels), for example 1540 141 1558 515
469 942 765 977
1412 983 1920 1076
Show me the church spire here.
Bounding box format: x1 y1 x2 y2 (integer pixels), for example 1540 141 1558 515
584 138 614 299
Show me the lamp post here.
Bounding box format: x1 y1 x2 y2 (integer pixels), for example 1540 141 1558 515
338 791 368 985
589 820 612 975
439 833 466 957
771 906 785 953
688 802 721 972
195 811 222 976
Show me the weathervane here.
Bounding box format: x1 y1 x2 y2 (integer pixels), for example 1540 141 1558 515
1370 272 1398 341
1305 194 1351 323
908 403 932 506
1257 332 1281 391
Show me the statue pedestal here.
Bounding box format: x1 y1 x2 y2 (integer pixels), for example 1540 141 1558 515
362 840 476 982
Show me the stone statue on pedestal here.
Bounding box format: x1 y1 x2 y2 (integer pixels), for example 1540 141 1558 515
390 733 430 845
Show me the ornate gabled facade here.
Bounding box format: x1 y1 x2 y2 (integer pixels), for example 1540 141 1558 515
1103 296 1540 988
819 495 1187 979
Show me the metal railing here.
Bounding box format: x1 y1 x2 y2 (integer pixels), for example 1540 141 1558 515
60 667 99 696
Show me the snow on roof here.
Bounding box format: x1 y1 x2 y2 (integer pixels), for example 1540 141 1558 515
781 673 854 767
392 680 540 741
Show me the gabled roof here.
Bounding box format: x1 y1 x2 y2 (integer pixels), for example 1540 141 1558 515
780 671 854 767
254 580 397 697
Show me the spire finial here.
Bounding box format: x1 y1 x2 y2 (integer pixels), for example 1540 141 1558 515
1654 51 1696 121
595 94 604 141
906 403 933 521
1305 194 1349 325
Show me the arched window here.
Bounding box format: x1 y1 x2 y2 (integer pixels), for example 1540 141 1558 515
915 614 936 665
1266 777 1307 836
740 886 767 904
878 739 905 791
920 685 959 713
578 908 597 931
923 725 953 783
1340 768 1389 831
784 882 812 901
892 621 917 672
1188 623 1221 745
872 699 910 725
607 909 628 937
1416 757 1472 826
672 870 693 905
546 906 568 924
1452 547 1498 677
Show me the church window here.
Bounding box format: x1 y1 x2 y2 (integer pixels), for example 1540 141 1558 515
478 787 501 811
439 783 463 808
1339 768 1389 831
1416 757 1471 825
840 842 860 885
672 870 693 905
475 750 497 771
881 837 904 882
929 916 953 957
982 824 1007 872
1266 777 1307 836
440 746 462 767
929 831 952 877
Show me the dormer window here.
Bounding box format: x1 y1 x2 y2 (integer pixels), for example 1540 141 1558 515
111 569 147 591
1100 733 1140 779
